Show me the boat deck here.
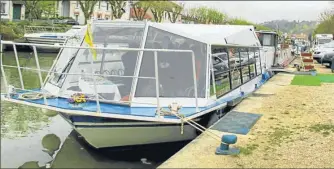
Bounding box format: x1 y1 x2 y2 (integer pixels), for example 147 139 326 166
2 83 265 120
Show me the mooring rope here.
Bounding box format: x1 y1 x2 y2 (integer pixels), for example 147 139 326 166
17 92 55 100
158 104 223 142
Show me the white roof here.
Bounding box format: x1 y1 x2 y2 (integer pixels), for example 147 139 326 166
149 22 261 47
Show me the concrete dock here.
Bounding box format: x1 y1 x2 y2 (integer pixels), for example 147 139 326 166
159 67 334 167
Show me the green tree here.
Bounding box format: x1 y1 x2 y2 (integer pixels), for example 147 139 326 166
78 0 98 24
150 1 169 23
107 0 126 19
166 2 183 23
40 1 57 19
184 7 226 24
131 0 151 21
24 0 40 20
314 12 334 35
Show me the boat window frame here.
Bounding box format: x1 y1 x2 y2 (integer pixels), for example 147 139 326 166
133 25 209 99
210 45 261 99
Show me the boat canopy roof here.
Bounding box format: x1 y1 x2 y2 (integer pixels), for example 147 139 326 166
43 20 262 107
256 30 278 35
149 22 261 47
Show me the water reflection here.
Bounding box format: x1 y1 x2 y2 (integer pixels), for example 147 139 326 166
50 131 189 168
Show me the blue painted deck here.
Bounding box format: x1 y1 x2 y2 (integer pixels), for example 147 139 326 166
6 72 271 119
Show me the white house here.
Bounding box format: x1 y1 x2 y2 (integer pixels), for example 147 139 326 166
0 0 25 21
57 0 183 25
57 0 132 25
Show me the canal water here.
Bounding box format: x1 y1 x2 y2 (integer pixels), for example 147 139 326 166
1 51 190 168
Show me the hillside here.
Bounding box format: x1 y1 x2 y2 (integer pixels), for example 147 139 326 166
260 20 318 35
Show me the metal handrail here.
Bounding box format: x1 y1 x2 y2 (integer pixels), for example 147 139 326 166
0 41 199 116
24 26 69 34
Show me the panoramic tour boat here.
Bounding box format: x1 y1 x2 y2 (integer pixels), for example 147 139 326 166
1 20 277 148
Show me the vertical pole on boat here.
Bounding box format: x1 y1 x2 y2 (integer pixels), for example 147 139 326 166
191 51 199 112
12 44 25 90
32 46 48 105
154 51 160 117
209 53 216 95
89 53 101 114
0 36 10 98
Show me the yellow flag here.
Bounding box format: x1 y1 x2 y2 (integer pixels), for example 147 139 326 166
84 23 97 60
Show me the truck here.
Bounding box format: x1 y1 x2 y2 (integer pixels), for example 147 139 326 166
314 34 333 50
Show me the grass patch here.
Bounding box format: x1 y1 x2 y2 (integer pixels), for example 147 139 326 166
290 74 334 86
291 75 321 86
317 74 334 83
309 124 334 137
268 128 293 145
239 144 259 155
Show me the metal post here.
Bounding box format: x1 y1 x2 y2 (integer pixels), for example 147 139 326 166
12 44 24 89
154 51 160 117
0 35 10 98
209 54 216 95
89 55 101 113
32 46 48 105
191 52 199 112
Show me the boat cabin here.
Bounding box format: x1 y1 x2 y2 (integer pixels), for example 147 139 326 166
256 30 279 68
42 20 263 111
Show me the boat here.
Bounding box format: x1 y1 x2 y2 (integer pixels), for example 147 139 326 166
23 25 86 53
256 30 281 67
1 20 281 149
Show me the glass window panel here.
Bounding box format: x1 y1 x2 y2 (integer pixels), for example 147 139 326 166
249 64 256 78
211 46 230 98
238 48 249 67
58 25 145 102
241 66 250 83
254 48 262 76
228 48 242 89
247 48 256 79
135 26 207 98
263 34 272 46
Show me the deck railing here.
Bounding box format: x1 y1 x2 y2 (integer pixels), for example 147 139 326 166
0 41 199 116
24 26 70 34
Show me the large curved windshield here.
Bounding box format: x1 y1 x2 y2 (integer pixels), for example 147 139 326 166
319 39 332 45
323 41 334 48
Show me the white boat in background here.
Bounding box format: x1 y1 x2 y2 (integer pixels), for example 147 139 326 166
256 30 280 68
24 25 86 52
1 20 292 149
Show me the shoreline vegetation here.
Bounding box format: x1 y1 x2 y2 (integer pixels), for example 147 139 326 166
0 20 71 41
0 0 272 41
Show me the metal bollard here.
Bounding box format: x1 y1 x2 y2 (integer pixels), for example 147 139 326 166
216 135 240 155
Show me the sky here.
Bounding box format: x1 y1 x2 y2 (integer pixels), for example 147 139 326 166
183 1 331 23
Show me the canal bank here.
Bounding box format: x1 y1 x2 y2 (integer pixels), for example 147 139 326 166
158 72 334 168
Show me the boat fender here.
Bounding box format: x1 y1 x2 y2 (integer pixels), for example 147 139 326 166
18 92 55 100
255 84 259 89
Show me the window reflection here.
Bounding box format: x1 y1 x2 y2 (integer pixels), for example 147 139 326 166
210 46 261 98
211 46 230 97
135 27 207 98
229 48 242 89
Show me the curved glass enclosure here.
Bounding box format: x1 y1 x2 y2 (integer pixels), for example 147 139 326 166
43 20 261 107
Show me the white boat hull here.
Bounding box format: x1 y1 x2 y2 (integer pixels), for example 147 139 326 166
25 37 65 53
74 124 198 148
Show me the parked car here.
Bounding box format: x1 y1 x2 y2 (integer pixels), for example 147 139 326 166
322 52 334 68
54 19 79 25
313 41 334 63
63 19 79 25
212 52 229 72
